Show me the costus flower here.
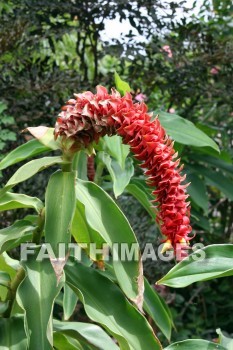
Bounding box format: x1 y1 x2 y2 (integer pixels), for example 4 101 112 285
55 86 192 253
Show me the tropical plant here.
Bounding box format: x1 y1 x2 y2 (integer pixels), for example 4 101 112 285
0 75 232 349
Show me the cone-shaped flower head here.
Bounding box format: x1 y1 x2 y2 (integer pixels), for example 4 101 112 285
55 86 192 252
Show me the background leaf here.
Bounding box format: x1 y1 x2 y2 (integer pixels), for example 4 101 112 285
164 339 227 350
158 244 233 288
0 193 43 213
156 110 219 152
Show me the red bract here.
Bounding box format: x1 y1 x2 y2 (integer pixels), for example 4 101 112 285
55 86 192 252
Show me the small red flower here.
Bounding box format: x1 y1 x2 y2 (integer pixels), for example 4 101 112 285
55 86 192 252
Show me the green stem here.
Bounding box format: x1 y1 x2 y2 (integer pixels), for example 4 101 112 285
94 162 105 184
3 209 45 317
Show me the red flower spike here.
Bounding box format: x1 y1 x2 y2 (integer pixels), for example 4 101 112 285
55 86 192 254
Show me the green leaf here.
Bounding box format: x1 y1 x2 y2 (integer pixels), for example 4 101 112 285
0 139 51 170
75 179 143 304
216 329 233 349
194 165 233 201
156 110 220 152
157 244 233 288
73 150 88 180
186 172 208 213
17 253 64 350
0 219 34 254
65 260 162 350
45 170 76 256
6 156 64 188
54 320 120 350
143 278 173 341
63 284 79 320
25 126 60 150
0 254 17 300
114 71 131 96
0 316 27 349
126 183 156 220
190 154 233 176
0 271 10 287
164 339 226 350
71 201 105 261
54 333 83 350
102 134 130 169
0 192 43 213
98 151 134 197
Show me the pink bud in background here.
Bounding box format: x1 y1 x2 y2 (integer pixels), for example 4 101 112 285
162 45 173 58
210 66 220 75
135 93 147 102
168 108 176 114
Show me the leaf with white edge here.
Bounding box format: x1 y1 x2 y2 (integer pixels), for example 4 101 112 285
6 156 64 188
0 139 51 170
45 170 76 259
0 192 43 213
144 278 173 341
63 284 79 320
75 179 143 307
114 71 131 96
25 126 60 150
65 259 162 350
0 316 27 349
157 244 233 288
98 151 134 197
54 320 120 350
156 110 220 152
164 339 227 350
102 134 130 169
0 219 34 254
216 329 233 350
0 254 17 300
17 253 64 350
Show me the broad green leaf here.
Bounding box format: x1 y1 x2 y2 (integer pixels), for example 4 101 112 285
75 179 143 304
6 156 64 188
71 201 105 261
190 154 233 176
0 192 43 213
0 139 51 170
193 165 233 201
45 170 76 256
54 333 83 350
0 271 10 287
186 172 208 213
144 278 173 341
114 71 131 96
65 260 162 350
0 219 34 254
102 134 130 169
126 183 156 220
0 316 27 349
63 284 79 320
157 244 233 288
98 151 134 197
0 300 9 314
26 126 60 150
164 339 226 350
54 320 120 350
216 329 233 349
17 253 64 350
156 110 220 152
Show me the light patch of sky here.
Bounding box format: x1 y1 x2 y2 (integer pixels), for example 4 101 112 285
101 0 205 42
